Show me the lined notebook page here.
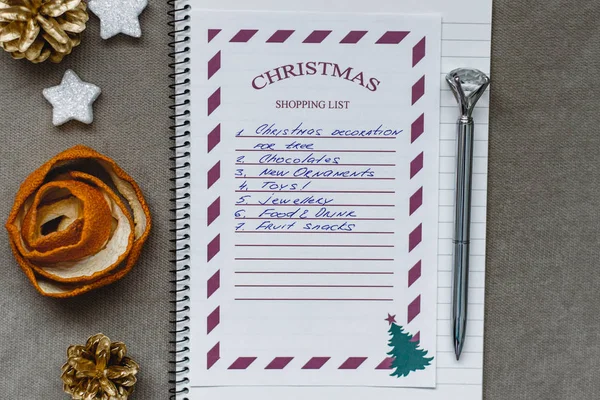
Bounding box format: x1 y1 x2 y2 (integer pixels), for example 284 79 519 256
188 1 492 398
435 20 491 392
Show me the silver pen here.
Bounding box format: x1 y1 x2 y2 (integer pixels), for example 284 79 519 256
445 68 490 361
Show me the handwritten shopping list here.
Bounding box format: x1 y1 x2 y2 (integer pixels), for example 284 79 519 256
190 11 442 388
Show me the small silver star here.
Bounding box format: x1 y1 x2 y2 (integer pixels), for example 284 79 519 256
43 70 101 126
88 0 148 39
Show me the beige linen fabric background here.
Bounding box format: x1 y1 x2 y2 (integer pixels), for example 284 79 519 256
0 0 599 399
485 1 600 399
0 1 172 399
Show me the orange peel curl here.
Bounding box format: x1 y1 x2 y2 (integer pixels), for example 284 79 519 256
5 145 151 298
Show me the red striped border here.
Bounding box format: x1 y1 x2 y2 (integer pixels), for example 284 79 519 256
206 45 222 369
406 36 428 347
376 33 428 366
211 29 411 44
302 357 330 369
265 357 294 369
223 356 370 370
376 31 409 44
340 30 368 44
205 29 430 372
207 343 220 369
229 357 257 369
230 29 258 43
207 355 442 370
208 29 221 43
267 30 295 43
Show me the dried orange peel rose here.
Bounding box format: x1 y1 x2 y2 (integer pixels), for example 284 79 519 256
5 145 151 298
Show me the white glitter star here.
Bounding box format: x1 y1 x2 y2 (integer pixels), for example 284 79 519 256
88 0 148 39
43 70 101 126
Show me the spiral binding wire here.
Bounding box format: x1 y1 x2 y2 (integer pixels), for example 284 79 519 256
168 0 191 398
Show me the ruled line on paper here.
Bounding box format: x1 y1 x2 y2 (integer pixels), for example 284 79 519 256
235 217 395 221
235 231 395 234
235 149 397 153
189 384 482 388
235 244 395 248
438 351 482 355
441 155 487 159
441 105 489 108
442 22 491 25
439 122 488 126
235 284 394 288
236 136 398 139
441 38 490 42
237 204 395 206
440 171 487 175
436 383 482 386
234 298 394 302
234 271 394 275
438 253 485 257
235 190 397 193
437 333 483 338
235 177 396 180
235 164 397 167
234 258 395 261
439 138 487 143
441 55 488 59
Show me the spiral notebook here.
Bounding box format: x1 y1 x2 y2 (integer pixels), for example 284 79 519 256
170 1 491 399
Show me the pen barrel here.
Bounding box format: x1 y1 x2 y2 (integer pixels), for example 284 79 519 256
452 242 469 352
453 117 474 244
452 117 474 349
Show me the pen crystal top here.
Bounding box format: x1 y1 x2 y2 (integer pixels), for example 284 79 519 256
445 68 490 118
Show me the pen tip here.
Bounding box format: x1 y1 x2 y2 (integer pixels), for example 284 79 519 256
454 341 463 361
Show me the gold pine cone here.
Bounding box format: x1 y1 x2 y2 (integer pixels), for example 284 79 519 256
0 0 89 63
61 333 139 400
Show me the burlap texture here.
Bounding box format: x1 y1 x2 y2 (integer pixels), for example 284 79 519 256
484 1 600 399
0 1 171 397
1 0 600 398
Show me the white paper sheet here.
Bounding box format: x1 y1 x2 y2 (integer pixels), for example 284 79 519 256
190 10 442 388
184 0 492 398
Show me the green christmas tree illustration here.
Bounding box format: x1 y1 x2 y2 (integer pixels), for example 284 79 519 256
385 314 433 377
